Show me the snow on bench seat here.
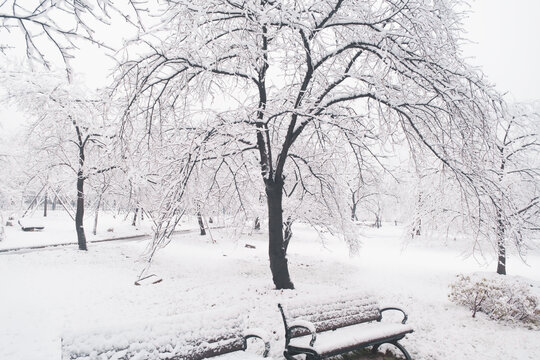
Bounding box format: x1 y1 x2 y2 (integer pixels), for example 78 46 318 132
289 321 414 356
62 308 268 360
18 218 45 231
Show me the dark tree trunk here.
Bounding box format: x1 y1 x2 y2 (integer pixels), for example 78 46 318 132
132 208 139 226
351 203 358 221
76 173 87 251
413 194 422 236
283 216 293 254
496 208 506 275
43 191 48 217
351 192 358 221
254 217 261 230
253 23 293 289
266 179 294 289
73 120 87 251
412 219 421 236
374 213 381 228
197 212 206 236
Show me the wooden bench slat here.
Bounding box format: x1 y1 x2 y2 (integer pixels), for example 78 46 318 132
290 305 381 324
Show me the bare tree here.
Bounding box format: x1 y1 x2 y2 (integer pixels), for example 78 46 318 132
0 0 142 77
2 71 117 250
404 102 539 275
116 0 499 289
492 103 540 274
123 122 221 278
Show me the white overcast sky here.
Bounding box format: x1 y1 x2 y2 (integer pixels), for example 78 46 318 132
2 0 540 136
76 0 540 102
30 0 540 103
463 0 540 102
60 0 540 103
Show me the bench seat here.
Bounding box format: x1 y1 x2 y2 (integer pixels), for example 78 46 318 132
288 321 413 357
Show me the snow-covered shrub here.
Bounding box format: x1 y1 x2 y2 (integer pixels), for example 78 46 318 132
449 273 539 325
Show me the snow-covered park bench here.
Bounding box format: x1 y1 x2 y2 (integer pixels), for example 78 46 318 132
18 218 45 231
61 309 270 360
278 294 414 360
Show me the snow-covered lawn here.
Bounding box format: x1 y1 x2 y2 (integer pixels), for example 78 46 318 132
1 215 539 360
0 211 153 251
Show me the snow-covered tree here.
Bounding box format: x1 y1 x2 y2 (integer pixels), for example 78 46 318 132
0 0 140 76
116 0 500 289
404 102 539 275
491 103 540 274
2 71 117 250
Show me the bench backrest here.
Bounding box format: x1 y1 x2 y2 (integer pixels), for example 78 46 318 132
62 310 245 360
279 294 381 338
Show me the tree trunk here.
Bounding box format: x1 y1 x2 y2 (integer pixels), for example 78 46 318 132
496 152 507 275
266 179 294 289
412 219 421 236
351 192 358 221
254 217 261 230
374 213 381 228
132 208 139 226
75 174 87 251
351 202 358 221
93 194 102 236
43 191 48 217
496 208 506 275
283 216 293 254
197 212 206 236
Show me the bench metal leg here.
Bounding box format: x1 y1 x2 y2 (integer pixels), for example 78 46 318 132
391 341 412 360
284 350 295 360
284 348 320 360
371 341 412 360
284 352 318 360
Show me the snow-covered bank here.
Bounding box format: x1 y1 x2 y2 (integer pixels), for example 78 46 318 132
0 223 539 359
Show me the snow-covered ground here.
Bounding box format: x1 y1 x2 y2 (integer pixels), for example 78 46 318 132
0 211 154 251
1 212 539 359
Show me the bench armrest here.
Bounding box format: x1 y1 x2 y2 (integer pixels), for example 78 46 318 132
288 320 317 347
244 328 271 357
379 307 409 324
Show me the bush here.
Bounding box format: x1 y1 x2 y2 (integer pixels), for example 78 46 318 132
449 273 539 326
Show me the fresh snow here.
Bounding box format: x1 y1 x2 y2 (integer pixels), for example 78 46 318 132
0 212 152 251
1 212 539 360
288 322 414 355
287 319 317 335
